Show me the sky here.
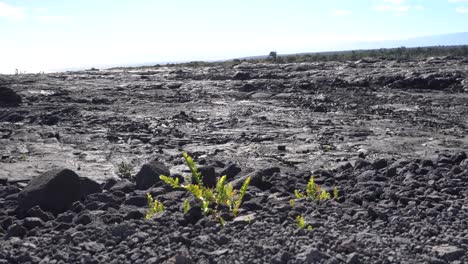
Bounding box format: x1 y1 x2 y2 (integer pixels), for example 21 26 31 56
0 0 468 74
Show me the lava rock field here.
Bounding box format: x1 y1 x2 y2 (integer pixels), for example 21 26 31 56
0 57 467 263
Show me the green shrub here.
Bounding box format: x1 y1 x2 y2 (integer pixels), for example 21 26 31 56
292 176 337 203
159 151 251 224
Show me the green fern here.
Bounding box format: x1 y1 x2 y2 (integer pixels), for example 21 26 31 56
294 189 305 199
296 215 312 230
306 177 317 199
183 199 190 215
146 193 164 220
233 176 251 217
182 151 203 186
333 187 339 199
157 152 252 224
319 189 331 201
291 176 336 205
160 175 180 188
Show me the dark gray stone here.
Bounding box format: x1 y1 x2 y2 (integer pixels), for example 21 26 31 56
22 217 45 230
18 169 81 214
74 213 92 225
26 206 54 222
6 223 26 238
79 177 102 199
220 163 242 180
0 86 21 107
124 195 147 207
135 160 170 190
195 166 216 188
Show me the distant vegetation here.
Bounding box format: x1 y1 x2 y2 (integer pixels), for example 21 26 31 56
109 45 468 71
176 45 468 67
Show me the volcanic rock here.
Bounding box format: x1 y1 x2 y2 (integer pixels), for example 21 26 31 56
135 160 171 190
17 169 82 214
79 177 102 199
0 86 21 107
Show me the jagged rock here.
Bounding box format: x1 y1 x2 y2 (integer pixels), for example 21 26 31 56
135 160 170 190
18 169 82 214
22 217 45 230
432 245 465 262
220 163 242 180
110 179 135 193
6 223 27 238
194 166 216 188
0 86 21 107
79 177 102 199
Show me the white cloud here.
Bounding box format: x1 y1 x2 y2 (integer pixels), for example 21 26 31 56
448 0 468 3
0 1 25 21
456 6 468 13
333 9 352 16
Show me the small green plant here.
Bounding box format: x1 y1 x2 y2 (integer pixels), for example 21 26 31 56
296 215 312 230
333 187 339 199
117 161 134 178
183 199 190 215
146 193 164 220
18 154 28 161
159 151 251 224
289 199 295 207
292 176 337 203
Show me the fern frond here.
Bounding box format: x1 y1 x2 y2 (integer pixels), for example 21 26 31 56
182 151 203 186
159 175 180 188
319 189 331 201
294 189 305 199
183 199 190 215
233 176 251 217
296 215 306 229
185 184 203 199
333 187 339 199
216 175 228 204
306 176 316 199
146 193 164 220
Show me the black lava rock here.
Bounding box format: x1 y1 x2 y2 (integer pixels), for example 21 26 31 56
79 176 102 199
0 86 21 107
18 169 82 214
220 163 242 180
196 166 216 188
135 160 170 190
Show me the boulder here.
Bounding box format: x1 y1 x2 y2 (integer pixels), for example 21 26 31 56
0 86 21 107
18 169 82 214
135 160 170 190
79 177 102 199
193 166 216 188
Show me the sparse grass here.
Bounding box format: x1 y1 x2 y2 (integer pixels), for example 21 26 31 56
18 154 28 161
158 151 251 225
117 161 134 179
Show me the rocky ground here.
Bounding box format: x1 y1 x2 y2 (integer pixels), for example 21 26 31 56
0 57 467 263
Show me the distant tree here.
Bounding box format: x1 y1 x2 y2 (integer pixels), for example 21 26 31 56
268 51 278 62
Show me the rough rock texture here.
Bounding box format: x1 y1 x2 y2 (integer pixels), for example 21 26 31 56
0 86 21 107
17 169 81 214
0 59 468 263
135 160 171 190
0 153 466 263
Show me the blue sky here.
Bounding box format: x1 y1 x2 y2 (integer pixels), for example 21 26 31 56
0 0 467 73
